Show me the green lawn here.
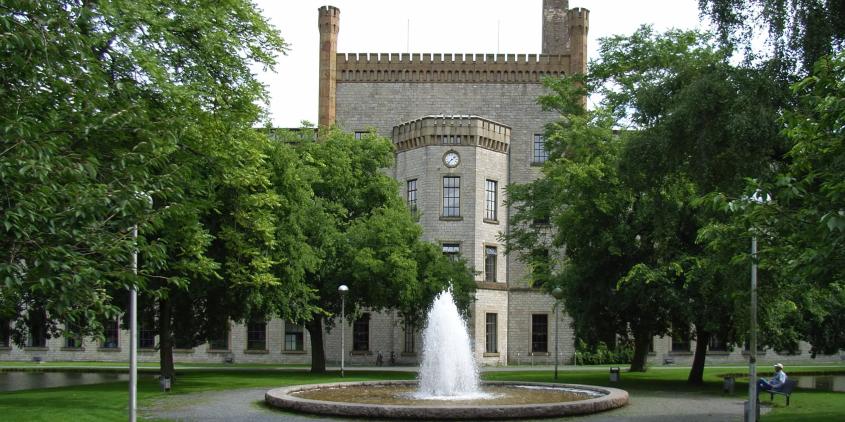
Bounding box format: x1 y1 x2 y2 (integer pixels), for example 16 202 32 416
0 365 843 421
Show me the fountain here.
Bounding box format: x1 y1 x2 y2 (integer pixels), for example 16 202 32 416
265 291 628 419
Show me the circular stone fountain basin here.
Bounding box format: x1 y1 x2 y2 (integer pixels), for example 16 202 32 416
265 380 628 419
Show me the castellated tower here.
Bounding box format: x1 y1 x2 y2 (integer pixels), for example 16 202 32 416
567 7 589 75
542 0 569 55
317 5 340 129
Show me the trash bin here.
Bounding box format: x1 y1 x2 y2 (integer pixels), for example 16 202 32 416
743 399 760 422
609 367 620 382
723 376 735 394
160 376 172 392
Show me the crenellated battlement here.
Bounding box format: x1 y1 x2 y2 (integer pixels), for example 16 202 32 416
392 115 511 154
567 7 589 27
337 53 569 83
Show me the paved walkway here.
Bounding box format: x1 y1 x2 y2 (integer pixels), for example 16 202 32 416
143 385 769 422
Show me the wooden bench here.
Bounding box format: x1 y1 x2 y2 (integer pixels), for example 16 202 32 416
764 380 798 405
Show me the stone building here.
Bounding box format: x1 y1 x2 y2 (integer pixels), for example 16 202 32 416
2 1 838 367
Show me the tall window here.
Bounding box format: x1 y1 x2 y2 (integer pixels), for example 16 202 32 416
102 320 119 349
284 322 304 351
406 179 417 212
485 313 498 353
485 246 498 282
0 319 9 348
353 313 370 352
26 309 48 348
139 323 156 349
247 321 267 351
485 180 497 221
531 314 548 353
207 323 228 351
65 320 82 349
442 176 460 217
442 243 460 261
533 134 548 164
404 321 415 353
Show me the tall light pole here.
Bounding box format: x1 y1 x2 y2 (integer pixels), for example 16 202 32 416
338 284 348 378
747 191 768 422
551 287 563 380
129 192 151 422
130 223 138 422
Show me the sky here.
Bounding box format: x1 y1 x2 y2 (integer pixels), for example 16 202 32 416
252 0 707 128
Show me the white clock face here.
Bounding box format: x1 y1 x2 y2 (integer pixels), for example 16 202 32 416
444 151 460 168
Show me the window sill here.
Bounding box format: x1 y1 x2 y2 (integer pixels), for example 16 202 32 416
24 347 49 351
98 347 122 352
282 350 307 354
483 352 500 357
207 349 231 354
483 218 499 225
60 347 85 352
529 352 550 356
439 216 463 221
668 351 692 355
244 349 269 354
350 351 371 356
530 161 546 167
401 352 417 357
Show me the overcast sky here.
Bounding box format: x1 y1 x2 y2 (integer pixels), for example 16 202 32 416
253 0 706 127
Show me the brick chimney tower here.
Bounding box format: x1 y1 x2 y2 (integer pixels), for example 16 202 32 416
317 6 340 130
567 7 589 75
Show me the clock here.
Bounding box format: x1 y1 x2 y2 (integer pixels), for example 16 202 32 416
443 151 460 168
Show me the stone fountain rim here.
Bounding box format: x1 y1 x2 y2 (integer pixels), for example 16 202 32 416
265 380 629 419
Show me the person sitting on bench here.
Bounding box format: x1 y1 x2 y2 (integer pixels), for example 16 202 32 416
758 363 787 392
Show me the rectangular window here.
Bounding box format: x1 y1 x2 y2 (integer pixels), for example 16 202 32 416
0 320 9 348
485 179 497 221
531 314 549 353
354 131 366 140
442 243 460 261
207 323 228 351
139 324 156 349
485 246 498 282
284 322 304 351
247 321 267 351
102 320 119 349
442 176 460 217
26 309 48 348
353 313 370 352
406 179 417 212
485 313 498 353
441 135 461 145
708 335 728 352
671 336 690 352
65 320 82 349
533 134 548 164
404 321 415 353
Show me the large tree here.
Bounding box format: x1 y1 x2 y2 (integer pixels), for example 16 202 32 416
275 129 476 373
0 0 299 378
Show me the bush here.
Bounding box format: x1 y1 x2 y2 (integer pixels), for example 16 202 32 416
573 340 633 365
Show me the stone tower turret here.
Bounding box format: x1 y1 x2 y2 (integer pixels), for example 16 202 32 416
318 6 340 130
542 0 569 55
567 7 589 75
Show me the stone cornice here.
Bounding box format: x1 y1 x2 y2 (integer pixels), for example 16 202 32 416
393 115 510 154
337 53 569 84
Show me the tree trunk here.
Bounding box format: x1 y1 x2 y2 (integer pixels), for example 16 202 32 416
688 329 710 385
629 330 650 372
159 296 175 382
307 315 326 373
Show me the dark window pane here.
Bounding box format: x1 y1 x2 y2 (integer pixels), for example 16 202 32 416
442 177 460 216
485 246 497 282
531 314 548 353
534 134 548 163
353 313 370 352
284 322 304 351
485 313 497 353
247 321 266 351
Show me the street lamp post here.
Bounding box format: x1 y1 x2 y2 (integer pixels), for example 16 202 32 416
748 236 758 422
551 287 564 380
129 192 151 422
338 285 349 378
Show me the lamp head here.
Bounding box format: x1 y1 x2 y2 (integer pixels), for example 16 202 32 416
338 284 349 296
